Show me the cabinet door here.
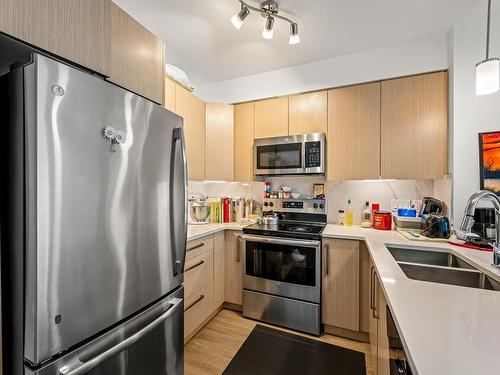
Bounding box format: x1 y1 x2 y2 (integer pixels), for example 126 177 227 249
175 85 206 180
381 72 448 179
213 232 226 309
234 103 255 182
289 91 327 135
225 231 243 305
368 259 378 374
327 83 381 181
322 239 360 331
0 0 110 76
254 97 289 138
164 76 176 113
110 3 164 104
205 103 234 181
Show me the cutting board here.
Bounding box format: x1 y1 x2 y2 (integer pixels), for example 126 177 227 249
396 228 455 243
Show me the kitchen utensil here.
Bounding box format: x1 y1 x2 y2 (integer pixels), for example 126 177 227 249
282 186 292 192
291 193 301 199
373 211 392 230
263 213 279 225
283 192 291 199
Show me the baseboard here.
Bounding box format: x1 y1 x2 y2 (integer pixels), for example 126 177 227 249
184 304 224 344
323 324 370 343
223 302 242 312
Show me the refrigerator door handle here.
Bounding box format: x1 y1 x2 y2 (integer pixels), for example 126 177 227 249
171 126 188 276
58 297 183 375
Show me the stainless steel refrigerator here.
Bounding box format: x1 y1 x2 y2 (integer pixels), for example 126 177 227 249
0 54 188 375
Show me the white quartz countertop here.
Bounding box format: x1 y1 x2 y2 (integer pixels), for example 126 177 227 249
187 222 249 241
323 224 500 375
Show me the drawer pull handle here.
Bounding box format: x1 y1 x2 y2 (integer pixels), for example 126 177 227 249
325 243 330 275
185 294 205 312
187 242 205 252
185 260 205 273
237 235 242 262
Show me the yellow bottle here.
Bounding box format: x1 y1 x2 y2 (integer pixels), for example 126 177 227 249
345 198 353 227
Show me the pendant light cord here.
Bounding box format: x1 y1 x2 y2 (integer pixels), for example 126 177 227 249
487 0 492 59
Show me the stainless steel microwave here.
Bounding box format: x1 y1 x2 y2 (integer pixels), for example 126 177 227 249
254 133 326 176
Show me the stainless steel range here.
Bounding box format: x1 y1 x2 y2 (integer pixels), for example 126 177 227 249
242 198 327 335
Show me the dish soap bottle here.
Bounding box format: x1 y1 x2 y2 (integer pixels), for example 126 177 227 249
345 198 353 227
361 201 372 228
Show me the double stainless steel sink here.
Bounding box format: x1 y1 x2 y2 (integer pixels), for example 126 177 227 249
387 246 500 291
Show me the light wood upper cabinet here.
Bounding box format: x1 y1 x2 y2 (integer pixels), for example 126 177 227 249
234 103 255 182
225 231 243 305
254 97 289 138
176 85 206 180
164 76 176 113
110 3 164 104
289 91 327 135
381 72 448 179
0 0 110 76
327 83 381 181
205 103 234 181
322 238 360 331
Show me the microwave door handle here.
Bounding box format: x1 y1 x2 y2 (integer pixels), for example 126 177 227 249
171 127 188 276
58 297 183 375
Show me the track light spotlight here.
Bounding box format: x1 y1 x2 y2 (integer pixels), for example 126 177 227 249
231 6 250 29
289 23 300 44
262 16 274 39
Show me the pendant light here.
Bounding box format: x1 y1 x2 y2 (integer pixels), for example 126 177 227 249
476 0 500 95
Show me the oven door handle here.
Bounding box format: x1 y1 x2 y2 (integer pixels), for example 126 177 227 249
241 235 320 248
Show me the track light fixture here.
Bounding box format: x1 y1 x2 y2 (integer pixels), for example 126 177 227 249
231 6 250 30
230 0 300 44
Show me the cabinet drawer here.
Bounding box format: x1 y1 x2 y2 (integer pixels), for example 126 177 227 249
184 248 214 298
184 283 214 339
186 235 214 261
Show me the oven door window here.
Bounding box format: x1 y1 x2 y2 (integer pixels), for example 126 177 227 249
245 241 316 286
256 143 302 169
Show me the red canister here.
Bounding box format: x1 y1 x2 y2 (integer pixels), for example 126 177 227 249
372 211 392 230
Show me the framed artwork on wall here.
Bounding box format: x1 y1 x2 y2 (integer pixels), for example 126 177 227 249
479 131 500 195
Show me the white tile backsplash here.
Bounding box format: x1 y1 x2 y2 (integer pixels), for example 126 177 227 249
190 177 451 225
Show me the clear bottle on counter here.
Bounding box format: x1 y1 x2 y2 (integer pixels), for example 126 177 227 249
338 210 345 225
265 181 271 198
345 198 353 227
361 201 372 228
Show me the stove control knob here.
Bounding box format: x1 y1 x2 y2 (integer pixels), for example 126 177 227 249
313 203 318 209
269 202 274 207
264 202 269 207
319 203 324 209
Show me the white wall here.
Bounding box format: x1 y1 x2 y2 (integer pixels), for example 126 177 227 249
196 31 449 104
451 0 500 224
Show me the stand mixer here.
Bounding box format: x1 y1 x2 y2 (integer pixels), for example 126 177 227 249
188 192 211 225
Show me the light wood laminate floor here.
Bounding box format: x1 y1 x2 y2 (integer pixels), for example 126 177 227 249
184 309 376 375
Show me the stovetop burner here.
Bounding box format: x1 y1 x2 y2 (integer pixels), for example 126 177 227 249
243 220 326 240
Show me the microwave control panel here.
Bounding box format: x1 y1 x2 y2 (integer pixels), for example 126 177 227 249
305 141 321 168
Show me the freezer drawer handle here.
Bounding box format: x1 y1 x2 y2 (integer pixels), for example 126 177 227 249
185 260 205 272
187 242 205 252
184 294 205 312
58 297 183 375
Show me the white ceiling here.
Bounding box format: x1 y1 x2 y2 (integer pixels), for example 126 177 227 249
113 0 478 85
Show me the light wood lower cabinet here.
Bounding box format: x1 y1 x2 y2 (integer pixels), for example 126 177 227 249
213 232 226 309
322 238 360 331
184 248 213 298
368 257 390 375
225 230 243 305
184 282 214 340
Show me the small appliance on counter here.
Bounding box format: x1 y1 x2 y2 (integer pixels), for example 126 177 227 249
420 214 451 239
188 193 211 225
470 207 497 246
